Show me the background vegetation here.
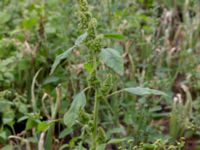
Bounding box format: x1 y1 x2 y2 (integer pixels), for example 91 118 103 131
0 0 200 149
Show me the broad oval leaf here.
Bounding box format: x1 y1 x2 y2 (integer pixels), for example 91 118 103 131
100 48 124 76
123 87 167 96
64 91 86 127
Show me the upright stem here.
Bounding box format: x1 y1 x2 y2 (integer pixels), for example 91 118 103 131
76 0 102 148
92 54 99 149
92 90 99 148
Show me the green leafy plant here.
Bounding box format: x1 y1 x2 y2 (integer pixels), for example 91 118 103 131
49 0 168 149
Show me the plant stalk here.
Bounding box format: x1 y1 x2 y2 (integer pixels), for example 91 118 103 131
92 90 99 149
92 54 99 149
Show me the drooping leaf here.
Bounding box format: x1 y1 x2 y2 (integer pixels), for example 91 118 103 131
50 46 75 75
43 76 60 85
64 91 86 127
75 32 88 46
104 33 125 40
122 87 167 96
50 33 88 74
100 48 124 76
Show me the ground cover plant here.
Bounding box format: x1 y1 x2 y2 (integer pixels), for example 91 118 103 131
0 0 200 149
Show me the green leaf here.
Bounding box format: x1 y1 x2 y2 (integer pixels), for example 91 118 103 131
75 32 88 46
45 127 53 150
22 17 39 29
100 48 124 76
107 127 126 137
122 87 167 96
0 11 11 24
26 118 38 130
96 144 106 150
77 143 87 150
104 33 125 40
37 120 58 133
0 131 7 140
17 116 28 123
43 76 60 85
37 121 50 132
1 145 13 150
149 106 162 112
108 138 127 144
142 143 156 149
45 23 56 34
50 33 88 75
64 91 86 127
59 128 73 139
50 46 75 75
